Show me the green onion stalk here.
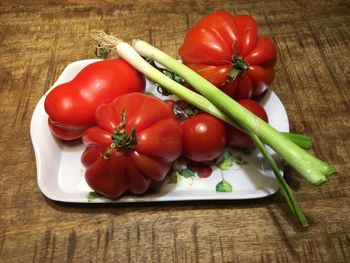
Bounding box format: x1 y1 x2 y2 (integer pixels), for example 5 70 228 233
91 31 335 226
92 31 335 185
93 34 305 142
250 134 309 226
93 32 312 149
131 40 336 185
145 54 313 150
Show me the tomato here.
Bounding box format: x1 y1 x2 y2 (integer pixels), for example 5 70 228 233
226 99 269 148
163 99 175 109
81 93 182 199
181 113 227 162
179 11 277 99
187 161 213 178
44 59 145 141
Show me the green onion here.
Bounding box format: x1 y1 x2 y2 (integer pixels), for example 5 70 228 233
91 31 335 185
91 31 237 126
90 31 334 226
131 39 336 186
144 56 313 150
281 132 313 150
250 133 309 227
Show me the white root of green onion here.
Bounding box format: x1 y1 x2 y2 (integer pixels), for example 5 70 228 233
91 31 335 186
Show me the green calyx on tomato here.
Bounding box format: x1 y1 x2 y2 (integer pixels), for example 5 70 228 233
228 54 250 80
104 110 138 159
173 100 199 120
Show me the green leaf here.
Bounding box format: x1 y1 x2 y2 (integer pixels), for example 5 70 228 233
216 150 234 170
178 168 196 178
216 180 232 192
233 155 248 165
167 169 180 184
87 191 100 203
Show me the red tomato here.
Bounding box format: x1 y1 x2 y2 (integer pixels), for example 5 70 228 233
179 11 277 99
81 93 183 199
44 59 145 141
226 99 269 148
187 161 213 178
181 114 227 162
163 99 175 109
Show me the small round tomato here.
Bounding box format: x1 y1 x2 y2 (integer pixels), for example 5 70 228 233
181 113 227 162
187 161 213 178
226 99 268 148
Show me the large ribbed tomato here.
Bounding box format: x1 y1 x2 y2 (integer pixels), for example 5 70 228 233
179 11 277 99
45 59 145 140
81 93 182 199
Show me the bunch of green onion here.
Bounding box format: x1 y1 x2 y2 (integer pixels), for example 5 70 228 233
91 31 336 226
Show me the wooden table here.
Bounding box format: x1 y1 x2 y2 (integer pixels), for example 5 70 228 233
1 1 349 262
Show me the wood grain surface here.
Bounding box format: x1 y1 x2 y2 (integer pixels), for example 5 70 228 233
0 0 349 262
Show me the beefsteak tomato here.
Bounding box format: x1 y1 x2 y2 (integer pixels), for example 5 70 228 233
81 93 183 199
226 99 269 148
179 11 277 99
44 59 145 140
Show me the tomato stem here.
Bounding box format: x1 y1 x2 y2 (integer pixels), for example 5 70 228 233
173 100 199 120
104 110 137 159
228 54 250 80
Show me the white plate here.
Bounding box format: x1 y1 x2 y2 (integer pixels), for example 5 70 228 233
30 59 289 203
